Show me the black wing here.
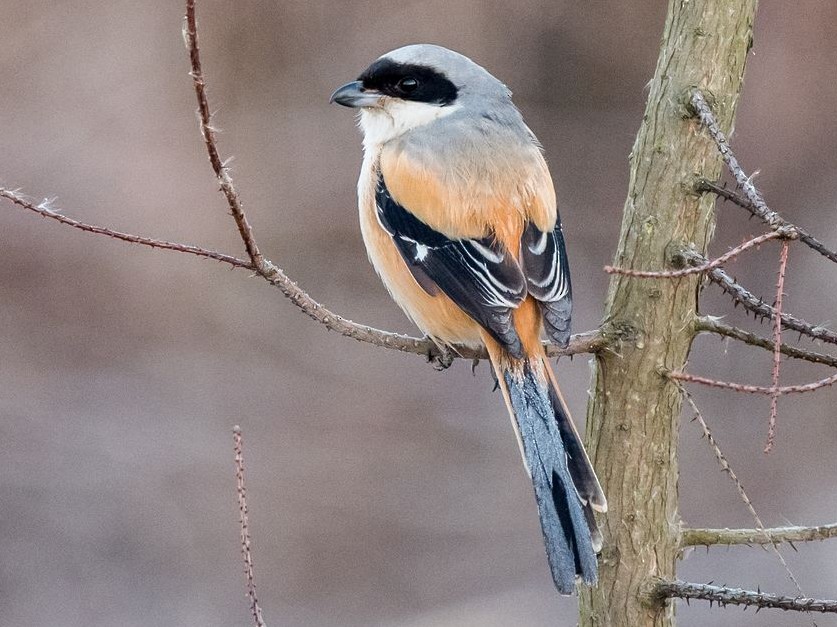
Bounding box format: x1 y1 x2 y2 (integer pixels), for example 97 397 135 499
376 175 527 357
521 219 572 347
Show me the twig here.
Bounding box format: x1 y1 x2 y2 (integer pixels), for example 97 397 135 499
766 241 790 452
669 370 837 396
679 387 804 594
695 318 837 370
0 188 602 362
184 0 265 273
690 90 792 235
678 248 837 346
683 524 837 547
605 231 786 278
653 579 837 613
0 188 251 269
233 426 267 627
698 179 837 265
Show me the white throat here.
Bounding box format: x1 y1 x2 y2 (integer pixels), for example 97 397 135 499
360 100 460 151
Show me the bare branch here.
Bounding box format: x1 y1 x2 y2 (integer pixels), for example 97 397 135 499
184 0 266 273
652 579 837 613
765 241 790 452
679 387 804 593
0 188 252 269
678 247 837 346
233 426 267 627
669 370 837 396
690 90 792 235
0 186 602 362
695 317 837 369
604 231 787 278
698 180 837 265
683 524 837 547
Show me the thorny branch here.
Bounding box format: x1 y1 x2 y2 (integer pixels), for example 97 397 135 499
689 90 792 235
0 187 601 363
697 180 837 265
682 523 837 547
669 370 837 396
653 579 837 614
766 240 790 452
234 426 268 627
680 248 837 346
678 387 804 594
604 230 788 279
695 317 837 369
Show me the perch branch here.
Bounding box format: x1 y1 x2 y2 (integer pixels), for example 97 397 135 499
697 180 837 265
652 579 837 614
0 189 601 362
695 318 837 369
605 230 787 278
683 524 837 547
233 426 268 627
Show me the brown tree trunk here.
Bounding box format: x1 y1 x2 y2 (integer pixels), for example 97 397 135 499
579 1 758 625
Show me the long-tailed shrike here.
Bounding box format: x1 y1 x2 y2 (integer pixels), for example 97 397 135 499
331 44 606 594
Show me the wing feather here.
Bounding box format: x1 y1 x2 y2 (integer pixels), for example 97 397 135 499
521 220 573 347
376 175 527 356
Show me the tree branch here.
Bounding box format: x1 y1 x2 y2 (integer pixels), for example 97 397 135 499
689 90 793 236
697 180 837 265
679 386 803 592
678 247 837 346
604 230 788 279
652 579 837 613
765 240 790 452
0 189 601 363
0 188 252 269
184 0 266 273
233 426 268 627
695 317 837 369
683 524 837 547
669 370 837 396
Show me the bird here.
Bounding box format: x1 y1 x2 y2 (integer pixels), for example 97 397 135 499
330 44 606 594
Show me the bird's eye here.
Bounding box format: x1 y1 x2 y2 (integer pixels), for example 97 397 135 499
397 77 419 93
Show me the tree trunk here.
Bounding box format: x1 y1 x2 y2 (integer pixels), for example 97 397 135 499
579 1 758 625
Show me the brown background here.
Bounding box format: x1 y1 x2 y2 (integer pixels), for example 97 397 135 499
2 1 836 625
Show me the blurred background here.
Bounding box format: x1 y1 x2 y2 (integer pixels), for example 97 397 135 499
2 1 836 625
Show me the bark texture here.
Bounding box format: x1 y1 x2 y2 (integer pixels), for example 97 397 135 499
578 1 758 625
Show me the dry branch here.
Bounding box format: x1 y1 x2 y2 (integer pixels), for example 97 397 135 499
653 579 837 613
679 387 803 593
698 180 837 264
683 524 837 547
0 188 251 269
765 240 790 452
184 1 265 272
678 248 837 346
233 426 267 627
604 230 787 278
690 90 793 236
695 317 837 369
669 370 837 396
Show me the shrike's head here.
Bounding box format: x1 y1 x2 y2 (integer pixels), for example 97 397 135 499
330 44 517 147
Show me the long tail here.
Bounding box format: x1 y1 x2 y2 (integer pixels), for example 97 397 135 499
488 346 606 594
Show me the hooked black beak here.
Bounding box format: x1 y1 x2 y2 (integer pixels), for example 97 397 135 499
329 81 382 108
